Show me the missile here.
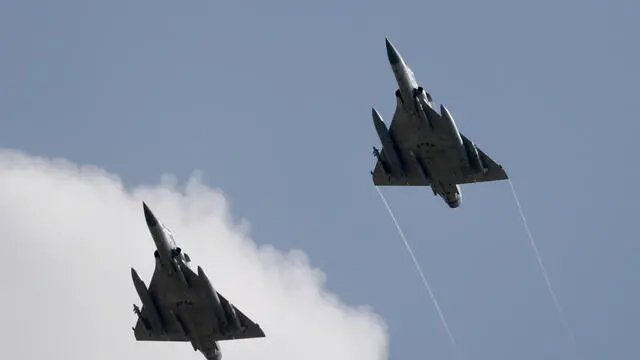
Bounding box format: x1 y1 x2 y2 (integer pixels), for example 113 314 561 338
197 266 228 330
131 267 165 336
372 146 391 175
372 108 404 175
131 304 146 336
133 304 152 336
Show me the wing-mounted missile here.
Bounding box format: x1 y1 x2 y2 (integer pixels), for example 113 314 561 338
219 296 243 334
372 147 391 175
461 136 487 175
133 304 152 336
409 151 437 196
131 268 165 336
372 108 404 176
197 266 228 330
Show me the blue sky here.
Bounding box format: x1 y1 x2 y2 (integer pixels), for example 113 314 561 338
1 1 638 359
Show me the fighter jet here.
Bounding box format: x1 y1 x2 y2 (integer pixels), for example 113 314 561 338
130 202 265 360
370 38 508 208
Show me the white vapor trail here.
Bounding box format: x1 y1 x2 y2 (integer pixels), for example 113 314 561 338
374 187 458 351
507 179 576 344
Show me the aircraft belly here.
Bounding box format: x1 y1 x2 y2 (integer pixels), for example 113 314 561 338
170 300 223 346
404 143 466 184
412 121 470 178
152 276 218 326
154 272 232 339
153 278 188 304
415 153 447 180
186 314 219 338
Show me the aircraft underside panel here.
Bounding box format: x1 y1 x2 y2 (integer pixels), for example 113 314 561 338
371 102 508 186
133 267 190 342
133 265 266 343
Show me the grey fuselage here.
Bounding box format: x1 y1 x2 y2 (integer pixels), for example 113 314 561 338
384 39 461 208
137 203 223 360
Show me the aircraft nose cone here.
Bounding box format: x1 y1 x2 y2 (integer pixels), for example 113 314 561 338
142 202 158 227
385 37 401 65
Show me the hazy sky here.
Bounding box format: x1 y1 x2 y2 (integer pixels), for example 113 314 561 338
1 1 638 360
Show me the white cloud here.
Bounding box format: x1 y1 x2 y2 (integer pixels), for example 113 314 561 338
0 149 388 360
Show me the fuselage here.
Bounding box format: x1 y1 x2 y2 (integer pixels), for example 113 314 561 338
136 203 227 360
151 225 222 360
144 203 191 271
385 38 462 208
386 39 433 117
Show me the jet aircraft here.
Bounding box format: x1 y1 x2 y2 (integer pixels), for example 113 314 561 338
371 38 509 208
130 202 265 360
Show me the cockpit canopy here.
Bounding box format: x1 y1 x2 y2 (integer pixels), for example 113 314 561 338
161 223 178 247
162 224 191 263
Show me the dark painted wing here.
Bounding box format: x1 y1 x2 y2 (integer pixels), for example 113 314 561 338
372 100 432 186
133 267 189 342
372 100 508 186
211 292 266 341
456 133 509 184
